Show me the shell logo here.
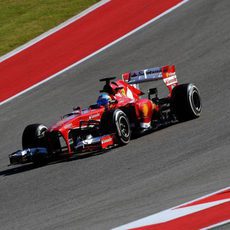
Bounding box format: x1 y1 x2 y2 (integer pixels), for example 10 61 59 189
142 104 149 117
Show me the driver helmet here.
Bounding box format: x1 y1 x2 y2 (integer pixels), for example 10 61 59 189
97 93 111 107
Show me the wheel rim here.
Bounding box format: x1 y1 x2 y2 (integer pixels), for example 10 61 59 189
119 117 129 138
191 89 201 113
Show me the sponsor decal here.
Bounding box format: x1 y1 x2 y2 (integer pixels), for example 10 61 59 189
90 113 100 119
64 123 72 129
102 137 113 144
163 74 177 86
120 88 126 97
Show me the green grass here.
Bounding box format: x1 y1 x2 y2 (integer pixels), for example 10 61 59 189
0 0 100 56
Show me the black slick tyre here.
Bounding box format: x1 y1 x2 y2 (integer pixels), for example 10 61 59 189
172 83 201 121
100 109 131 145
113 109 131 145
22 124 48 149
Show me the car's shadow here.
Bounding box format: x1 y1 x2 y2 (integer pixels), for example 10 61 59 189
0 163 38 176
0 150 109 177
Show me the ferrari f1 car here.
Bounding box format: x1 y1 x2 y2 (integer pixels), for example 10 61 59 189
9 65 201 165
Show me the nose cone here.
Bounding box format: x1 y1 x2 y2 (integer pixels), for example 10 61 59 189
49 113 80 132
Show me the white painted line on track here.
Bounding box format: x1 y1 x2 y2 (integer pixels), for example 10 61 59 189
0 0 190 107
0 0 111 63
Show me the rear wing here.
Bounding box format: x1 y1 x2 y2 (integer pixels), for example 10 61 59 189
122 65 178 94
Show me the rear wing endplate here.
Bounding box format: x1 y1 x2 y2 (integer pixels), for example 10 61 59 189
122 65 178 94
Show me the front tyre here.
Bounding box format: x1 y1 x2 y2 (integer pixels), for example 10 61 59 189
114 110 131 145
100 109 131 145
172 83 201 121
22 124 48 149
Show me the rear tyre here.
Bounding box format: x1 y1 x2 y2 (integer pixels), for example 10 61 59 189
172 83 201 121
22 124 48 149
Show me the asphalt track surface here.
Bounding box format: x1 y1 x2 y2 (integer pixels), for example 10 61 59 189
0 0 230 229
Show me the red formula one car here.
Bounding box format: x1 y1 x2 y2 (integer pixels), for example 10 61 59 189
9 65 201 165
